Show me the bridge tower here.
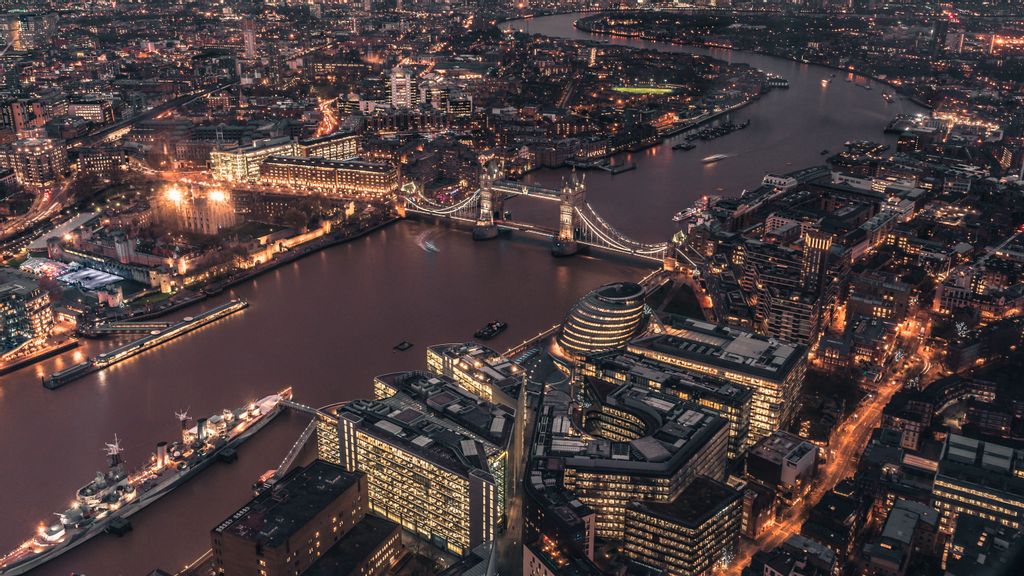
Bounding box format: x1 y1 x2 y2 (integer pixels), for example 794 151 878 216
473 161 502 240
552 169 585 256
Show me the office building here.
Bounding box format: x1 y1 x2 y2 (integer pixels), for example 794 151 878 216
318 371 512 556
211 461 401 576
11 137 68 188
942 515 1021 576
390 67 416 108
623 477 742 576
258 156 400 198
568 384 729 539
558 282 647 357
68 100 115 124
298 131 359 161
210 137 297 182
932 434 1024 534
628 319 806 443
0 280 53 352
578 349 753 457
426 342 524 407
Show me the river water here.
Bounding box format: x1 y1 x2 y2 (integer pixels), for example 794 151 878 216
0 12 923 575
501 13 926 242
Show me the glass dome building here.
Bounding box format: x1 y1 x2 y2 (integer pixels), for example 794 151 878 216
558 282 647 357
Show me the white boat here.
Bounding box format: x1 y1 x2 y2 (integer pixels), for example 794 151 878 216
702 154 729 164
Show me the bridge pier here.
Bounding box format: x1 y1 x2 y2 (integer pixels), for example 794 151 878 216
473 224 499 240
551 237 580 257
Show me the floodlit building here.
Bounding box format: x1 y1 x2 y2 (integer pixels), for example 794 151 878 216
210 137 297 182
317 371 512 556
258 156 400 198
623 476 742 576
161 187 237 235
298 131 359 160
628 319 806 443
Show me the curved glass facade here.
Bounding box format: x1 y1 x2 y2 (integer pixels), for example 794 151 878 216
558 282 647 357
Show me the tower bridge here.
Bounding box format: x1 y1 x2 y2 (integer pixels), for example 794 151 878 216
400 161 679 264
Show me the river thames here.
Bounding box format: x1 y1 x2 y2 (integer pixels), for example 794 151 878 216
0 12 924 575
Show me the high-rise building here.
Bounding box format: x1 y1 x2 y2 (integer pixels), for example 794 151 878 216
241 17 257 60
623 477 742 576
932 434 1024 534
318 371 512 556
389 67 416 109
800 228 833 295
627 319 806 444
0 280 53 352
11 137 68 188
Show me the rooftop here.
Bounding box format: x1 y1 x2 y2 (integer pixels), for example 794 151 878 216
303 514 399 576
582 349 753 406
750 431 816 466
333 371 512 478
629 318 805 382
627 476 740 527
213 461 361 547
564 384 727 475
264 155 394 172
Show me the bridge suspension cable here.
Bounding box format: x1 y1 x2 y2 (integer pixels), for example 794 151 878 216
403 188 481 217
574 203 668 257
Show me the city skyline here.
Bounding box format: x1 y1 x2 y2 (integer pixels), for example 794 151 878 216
0 1 1022 576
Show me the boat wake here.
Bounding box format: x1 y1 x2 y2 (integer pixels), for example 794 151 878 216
415 230 442 254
